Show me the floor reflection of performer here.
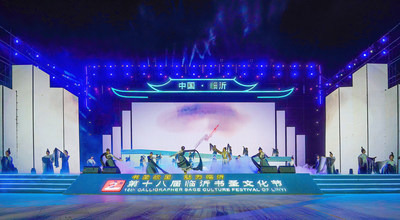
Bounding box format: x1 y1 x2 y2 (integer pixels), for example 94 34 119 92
42 149 54 174
171 146 202 174
1 148 17 174
212 145 232 165
146 152 168 174
140 155 145 170
381 152 397 174
251 147 269 173
100 148 122 168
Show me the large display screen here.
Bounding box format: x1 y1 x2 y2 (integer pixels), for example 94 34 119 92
131 102 276 156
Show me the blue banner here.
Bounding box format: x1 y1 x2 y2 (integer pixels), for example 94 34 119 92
65 173 322 195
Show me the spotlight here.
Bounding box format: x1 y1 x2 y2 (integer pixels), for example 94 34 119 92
15 39 19 44
382 50 388 55
381 37 387 43
347 65 352 69
362 53 367 57
14 52 18 56
36 54 39 58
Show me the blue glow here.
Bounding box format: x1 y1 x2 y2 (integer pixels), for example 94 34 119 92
382 50 388 55
36 54 39 58
15 39 19 44
347 65 351 69
381 37 387 43
14 52 18 56
362 53 367 57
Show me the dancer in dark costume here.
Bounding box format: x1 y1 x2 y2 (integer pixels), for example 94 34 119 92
100 148 123 168
42 149 54 174
146 152 168 174
381 152 397 174
1 148 17 173
227 144 233 157
171 146 203 174
251 147 269 173
54 148 70 174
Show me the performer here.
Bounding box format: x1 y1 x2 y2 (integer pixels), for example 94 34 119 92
358 147 376 174
236 155 241 160
146 152 168 174
326 152 336 174
210 143 218 156
381 152 397 174
171 146 203 174
212 145 232 165
140 155 145 170
188 151 195 166
227 144 233 157
1 148 17 173
100 148 122 168
251 147 269 173
87 156 96 166
42 149 54 174
314 155 321 173
242 146 249 157
54 148 70 174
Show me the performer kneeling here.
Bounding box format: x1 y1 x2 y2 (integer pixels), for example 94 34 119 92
251 147 269 173
146 152 168 174
54 148 70 174
100 148 122 168
381 152 397 174
1 148 18 174
171 146 203 174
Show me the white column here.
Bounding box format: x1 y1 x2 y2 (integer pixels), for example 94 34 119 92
122 111 131 150
296 135 305 166
286 127 296 160
112 127 122 157
276 111 286 157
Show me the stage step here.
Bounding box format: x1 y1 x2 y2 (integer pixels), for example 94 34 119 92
312 174 400 194
0 174 79 193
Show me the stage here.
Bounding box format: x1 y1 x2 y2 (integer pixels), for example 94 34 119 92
0 193 399 219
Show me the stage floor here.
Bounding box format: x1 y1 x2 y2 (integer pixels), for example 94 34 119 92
0 193 399 219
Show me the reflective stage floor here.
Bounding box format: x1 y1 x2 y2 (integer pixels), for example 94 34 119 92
0 193 399 219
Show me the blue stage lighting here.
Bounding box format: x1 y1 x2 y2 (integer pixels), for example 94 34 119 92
110 73 113 76
36 54 39 58
52 76 55 79
347 65 352 69
382 50 388 55
381 37 387 43
126 73 129 76
362 53 367 57
109 65 112 68
15 39 19 44
260 65 263 67
52 66 56 69
92 74 95 76
348 75 352 79
309 73 314 76
14 52 18 56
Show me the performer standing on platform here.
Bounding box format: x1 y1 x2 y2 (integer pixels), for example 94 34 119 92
42 149 54 174
100 148 122 168
242 146 249 157
381 152 397 174
54 148 70 174
212 145 232 165
251 147 269 173
1 148 17 173
87 156 96 166
326 152 336 174
289 156 295 166
146 152 168 174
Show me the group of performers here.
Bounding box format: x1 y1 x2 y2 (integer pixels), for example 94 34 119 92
42 148 70 174
1 148 71 174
